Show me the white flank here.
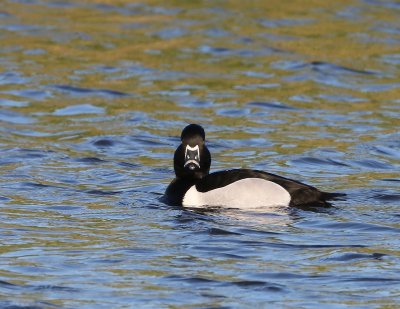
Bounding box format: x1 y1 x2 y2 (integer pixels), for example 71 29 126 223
182 178 291 209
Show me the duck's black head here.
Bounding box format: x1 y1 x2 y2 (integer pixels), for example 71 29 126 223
174 124 211 179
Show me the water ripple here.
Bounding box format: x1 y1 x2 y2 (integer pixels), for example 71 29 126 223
52 84 130 98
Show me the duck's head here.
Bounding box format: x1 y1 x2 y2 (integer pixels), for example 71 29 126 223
174 124 211 179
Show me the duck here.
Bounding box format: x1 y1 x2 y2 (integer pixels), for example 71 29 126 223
164 124 344 209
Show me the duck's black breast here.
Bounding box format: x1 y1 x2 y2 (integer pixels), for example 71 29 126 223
195 169 329 207
164 177 197 206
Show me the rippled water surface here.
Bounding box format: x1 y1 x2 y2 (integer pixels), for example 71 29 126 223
1 0 400 307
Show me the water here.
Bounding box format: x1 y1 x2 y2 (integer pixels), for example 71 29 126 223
1 0 399 307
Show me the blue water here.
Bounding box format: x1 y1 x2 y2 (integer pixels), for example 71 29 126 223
1 0 400 308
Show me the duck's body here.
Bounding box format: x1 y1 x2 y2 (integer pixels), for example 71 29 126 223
164 124 343 209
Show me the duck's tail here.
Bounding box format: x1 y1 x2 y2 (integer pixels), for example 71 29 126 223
322 191 347 201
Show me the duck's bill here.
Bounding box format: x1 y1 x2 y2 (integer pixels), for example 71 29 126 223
184 159 200 170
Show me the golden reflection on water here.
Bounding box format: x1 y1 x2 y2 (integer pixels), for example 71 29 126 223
1 0 398 200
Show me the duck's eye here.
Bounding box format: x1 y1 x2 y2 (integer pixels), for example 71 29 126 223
195 155 198 160
186 155 190 159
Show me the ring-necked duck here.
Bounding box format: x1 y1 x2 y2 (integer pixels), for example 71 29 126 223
164 124 344 209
